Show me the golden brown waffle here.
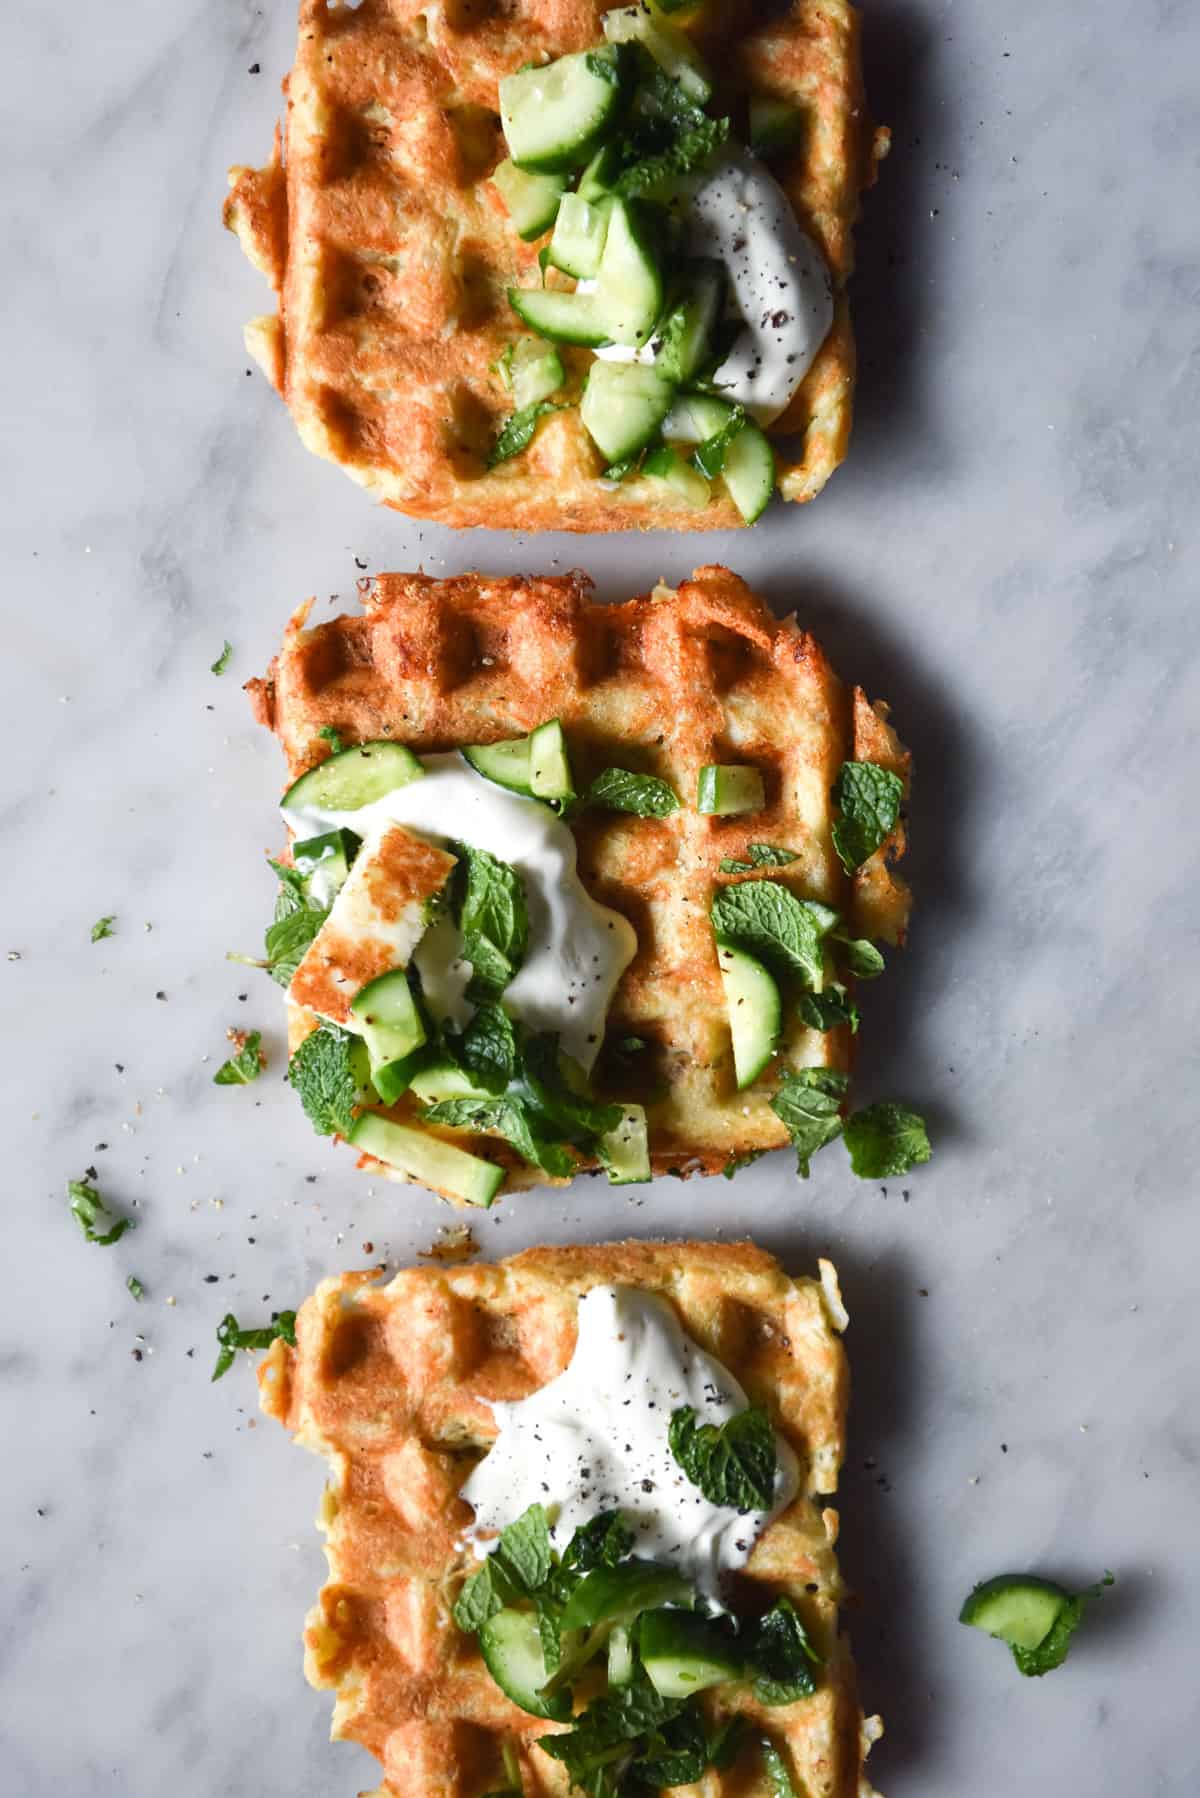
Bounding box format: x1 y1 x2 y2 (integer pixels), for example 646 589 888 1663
250 567 909 1197
224 0 887 531
259 1239 882 1796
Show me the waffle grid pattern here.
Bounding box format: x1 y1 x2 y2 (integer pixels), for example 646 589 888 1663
259 1240 881 1796
250 567 910 1194
224 0 887 530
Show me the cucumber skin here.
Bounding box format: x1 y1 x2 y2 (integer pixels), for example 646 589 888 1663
282 740 424 820
478 1609 572 1721
508 285 612 349
959 1575 1070 1650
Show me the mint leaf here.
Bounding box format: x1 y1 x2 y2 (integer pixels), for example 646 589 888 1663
835 933 885 979
843 1102 931 1178
494 1502 554 1592
617 113 730 197
288 1024 361 1138
561 1511 634 1573
127 1274 145 1301
213 1030 264 1086
797 986 859 1034
636 1704 710 1787
318 724 344 754
760 1737 799 1797
722 1150 763 1180
211 1308 296 1382
586 767 680 818
448 1002 517 1095
456 844 528 999
769 1067 848 1176
263 906 327 987
710 880 834 987
750 1597 821 1703
1011 1574 1114 1677
211 640 233 676
517 1033 622 1142
453 1561 510 1633
422 1095 576 1178
90 915 116 943
693 402 747 478
68 1178 134 1246
488 401 563 468
831 761 903 874
718 844 797 874
538 1674 683 1783
668 1404 776 1511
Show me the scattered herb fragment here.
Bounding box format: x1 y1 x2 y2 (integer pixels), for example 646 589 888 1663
213 1029 265 1086
210 640 233 676
769 1067 849 1177
90 915 116 943
843 1101 931 1178
585 767 681 818
797 986 859 1034
127 1274 145 1302
318 725 344 754
67 1178 135 1246
488 401 564 468
750 1597 822 1703
211 1309 297 1382
718 844 798 875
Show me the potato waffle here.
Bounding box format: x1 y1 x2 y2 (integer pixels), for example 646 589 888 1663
259 1238 882 1796
249 566 909 1196
224 0 887 531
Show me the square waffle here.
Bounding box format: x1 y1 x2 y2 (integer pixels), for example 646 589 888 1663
224 0 888 531
249 565 910 1196
258 1238 883 1796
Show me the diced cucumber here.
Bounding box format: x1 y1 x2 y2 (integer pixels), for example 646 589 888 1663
608 1624 636 1687
720 418 777 524
559 1563 693 1634
593 197 663 347
548 192 611 280
462 736 534 797
348 1113 505 1207
500 47 624 174
749 96 805 159
602 5 712 105
579 142 623 200
507 340 565 410
508 284 610 347
597 1103 651 1184
291 828 357 905
491 158 566 240
716 941 780 1088
959 1576 1072 1652
478 1608 572 1721
642 445 711 509
349 969 427 1103
638 1610 743 1698
652 264 724 384
697 764 765 816
528 719 575 800
409 1061 494 1104
282 741 424 823
661 391 736 445
581 362 674 463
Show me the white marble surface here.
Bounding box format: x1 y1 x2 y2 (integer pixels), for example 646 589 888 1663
3 1 1198 1791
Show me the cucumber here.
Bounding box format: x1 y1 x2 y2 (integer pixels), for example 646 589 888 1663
548 192 611 280
528 719 575 800
697 764 765 816
661 391 736 445
282 741 424 823
508 284 610 347
500 47 624 173
506 339 565 410
348 1113 505 1207
597 1103 651 1184
716 941 780 1088
579 142 623 200
409 1060 494 1104
749 97 805 159
602 5 712 105
642 445 710 509
349 969 427 1103
720 418 777 524
638 1610 743 1698
581 362 674 463
652 264 724 384
559 1562 693 1634
608 1623 636 1687
291 828 357 905
491 158 566 240
959 1576 1071 1651
478 1608 572 1721
462 736 534 796
593 197 663 347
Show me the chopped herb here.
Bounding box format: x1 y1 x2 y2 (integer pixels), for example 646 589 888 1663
90 915 116 943
602 454 641 481
259 858 330 987
617 113 731 198
487 401 564 468
722 1150 764 1179
1012 1575 1115 1676
843 1101 931 1178
455 844 529 1000
445 1002 517 1094
710 879 835 988
68 1178 135 1246
213 1029 265 1086
797 986 860 1033
318 725 344 754
668 1404 776 1512
692 402 747 478
749 1597 821 1703
760 1736 800 1797
586 767 681 818
126 1274 145 1302
718 844 798 874
211 1309 297 1382
769 1067 849 1177
835 933 885 980
831 761 903 874
423 1095 577 1179
288 1023 362 1138
211 640 233 676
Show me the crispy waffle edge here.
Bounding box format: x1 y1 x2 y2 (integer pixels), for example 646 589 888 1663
248 566 911 1203
223 0 888 531
258 1238 883 1796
